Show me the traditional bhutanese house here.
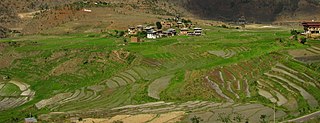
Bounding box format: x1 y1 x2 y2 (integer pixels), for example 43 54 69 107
177 21 183 28
187 31 195 36
163 31 174 37
237 16 246 25
147 30 158 39
161 22 173 28
25 117 37 123
136 25 144 31
162 31 169 37
128 27 136 35
157 30 165 37
194 27 202 36
167 28 177 36
302 22 320 34
180 28 189 35
131 37 141 43
144 26 155 32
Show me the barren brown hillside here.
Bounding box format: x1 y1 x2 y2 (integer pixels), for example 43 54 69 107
1 0 320 34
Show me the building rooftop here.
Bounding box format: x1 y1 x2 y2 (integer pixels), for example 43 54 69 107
181 28 189 31
302 22 320 26
147 30 157 34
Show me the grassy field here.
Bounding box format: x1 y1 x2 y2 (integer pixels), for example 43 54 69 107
0 24 320 122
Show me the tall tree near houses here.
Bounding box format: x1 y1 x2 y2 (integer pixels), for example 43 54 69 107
156 21 162 29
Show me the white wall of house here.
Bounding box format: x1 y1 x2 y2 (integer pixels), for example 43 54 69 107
147 33 157 39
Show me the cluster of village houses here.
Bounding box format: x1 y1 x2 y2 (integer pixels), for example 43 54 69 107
127 18 203 42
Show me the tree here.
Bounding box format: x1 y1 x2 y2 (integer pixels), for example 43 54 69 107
136 31 147 38
299 37 307 44
290 29 299 35
123 38 128 45
156 21 162 29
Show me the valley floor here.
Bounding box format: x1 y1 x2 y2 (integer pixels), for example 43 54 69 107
1 25 320 122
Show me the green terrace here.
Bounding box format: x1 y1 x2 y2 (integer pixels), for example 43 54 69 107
0 26 319 122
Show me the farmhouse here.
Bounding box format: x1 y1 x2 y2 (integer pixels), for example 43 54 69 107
180 28 189 35
161 22 173 28
237 16 246 25
302 22 320 34
194 27 202 36
137 25 144 31
187 31 195 36
177 21 183 28
144 26 155 31
128 27 137 35
147 30 158 39
167 28 177 36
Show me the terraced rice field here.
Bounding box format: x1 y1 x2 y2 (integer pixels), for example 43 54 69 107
148 75 175 99
40 101 284 123
0 80 35 111
1 25 320 122
208 46 250 58
258 62 320 110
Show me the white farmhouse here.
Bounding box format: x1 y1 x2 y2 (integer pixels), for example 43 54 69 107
147 30 157 39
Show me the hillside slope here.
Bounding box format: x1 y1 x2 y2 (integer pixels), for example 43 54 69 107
2 0 320 25
176 0 320 22
0 0 186 34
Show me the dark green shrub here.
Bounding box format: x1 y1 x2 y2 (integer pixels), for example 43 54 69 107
299 37 307 44
156 21 162 29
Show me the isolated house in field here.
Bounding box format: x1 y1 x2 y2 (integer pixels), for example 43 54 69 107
131 37 141 42
238 16 246 25
302 22 320 34
194 27 202 36
180 28 189 35
128 27 136 35
147 30 158 39
25 117 37 123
